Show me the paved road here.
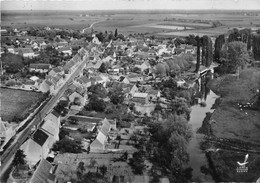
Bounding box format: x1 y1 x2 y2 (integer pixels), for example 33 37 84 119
0 58 87 180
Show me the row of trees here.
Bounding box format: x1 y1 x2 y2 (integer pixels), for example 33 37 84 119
195 35 213 72
28 27 83 40
195 28 260 73
215 28 260 62
95 29 125 43
154 53 194 77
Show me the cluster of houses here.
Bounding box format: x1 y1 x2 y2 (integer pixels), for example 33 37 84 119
5 110 60 182
21 47 88 94
3 34 202 182
1 27 87 57
20 111 60 167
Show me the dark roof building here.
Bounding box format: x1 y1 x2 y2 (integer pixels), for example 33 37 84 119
32 129 49 146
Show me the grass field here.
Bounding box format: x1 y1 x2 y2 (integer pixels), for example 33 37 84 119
204 68 260 182
0 88 44 122
209 68 260 144
2 10 260 37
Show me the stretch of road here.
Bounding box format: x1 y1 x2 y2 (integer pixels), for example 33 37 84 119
0 57 88 180
81 20 104 33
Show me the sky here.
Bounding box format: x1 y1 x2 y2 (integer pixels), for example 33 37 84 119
1 0 260 11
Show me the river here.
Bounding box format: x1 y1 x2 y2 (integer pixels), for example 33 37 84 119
187 72 219 181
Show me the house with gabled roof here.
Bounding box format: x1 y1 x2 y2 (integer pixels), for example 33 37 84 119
134 61 150 72
148 89 161 101
30 159 57 183
76 76 92 89
118 76 130 84
38 79 52 93
18 48 37 58
90 118 116 152
44 111 60 128
109 81 138 98
90 75 109 87
102 55 116 64
57 46 72 56
131 92 149 105
41 119 59 146
20 129 51 167
48 66 64 77
128 73 144 83
68 91 87 106
63 60 76 74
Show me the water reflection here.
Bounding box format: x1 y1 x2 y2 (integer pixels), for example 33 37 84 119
187 71 219 181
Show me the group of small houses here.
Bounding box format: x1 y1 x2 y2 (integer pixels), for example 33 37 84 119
23 47 88 93
2 34 87 57
10 112 146 182
4 37 199 182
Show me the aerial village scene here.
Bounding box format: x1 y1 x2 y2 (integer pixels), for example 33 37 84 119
1 0 260 183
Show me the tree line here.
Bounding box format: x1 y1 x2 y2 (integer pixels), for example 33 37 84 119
194 28 260 73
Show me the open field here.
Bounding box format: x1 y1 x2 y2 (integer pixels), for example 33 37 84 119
209 68 260 144
200 68 260 182
1 10 260 36
0 88 44 122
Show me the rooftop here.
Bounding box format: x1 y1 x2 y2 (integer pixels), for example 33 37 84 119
32 129 49 146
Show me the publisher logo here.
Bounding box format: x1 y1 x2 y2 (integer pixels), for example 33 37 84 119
236 154 249 173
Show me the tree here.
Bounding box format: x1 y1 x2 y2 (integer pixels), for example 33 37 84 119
169 97 191 120
88 84 107 98
1 53 24 73
76 162 86 181
108 88 125 105
85 95 106 112
195 36 201 72
214 34 225 63
99 62 108 73
52 138 82 153
99 165 107 177
228 28 241 42
154 63 167 77
114 29 118 37
200 35 213 67
128 150 146 175
252 34 260 60
220 41 250 74
80 172 104 183
117 34 125 41
147 114 192 182
13 149 26 166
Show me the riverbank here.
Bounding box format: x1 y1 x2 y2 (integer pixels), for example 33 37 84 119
199 68 260 182
208 68 260 145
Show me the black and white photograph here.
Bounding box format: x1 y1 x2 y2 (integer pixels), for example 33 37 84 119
1 0 260 182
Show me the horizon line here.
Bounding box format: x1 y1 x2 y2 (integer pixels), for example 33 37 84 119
2 9 260 11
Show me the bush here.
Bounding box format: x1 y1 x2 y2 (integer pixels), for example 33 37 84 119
52 138 82 153
6 80 16 86
85 96 106 112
